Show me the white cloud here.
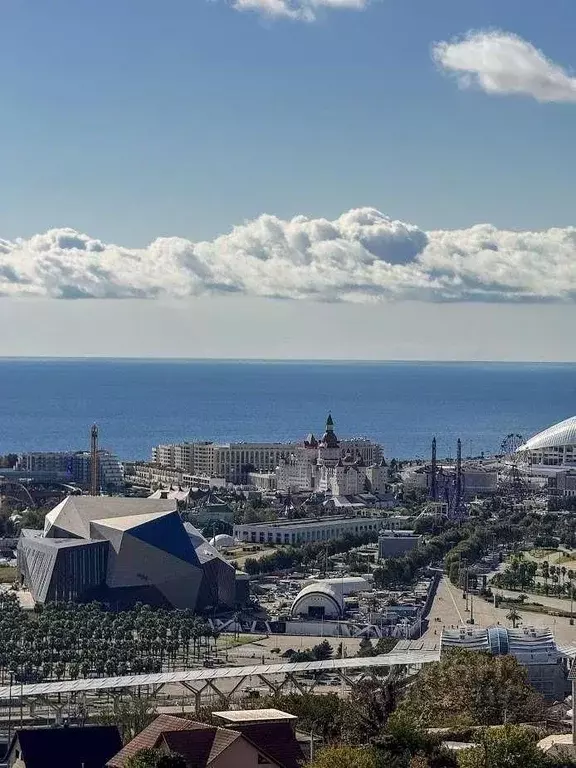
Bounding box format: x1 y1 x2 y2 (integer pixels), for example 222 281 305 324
3 209 576 303
230 0 368 22
433 30 576 103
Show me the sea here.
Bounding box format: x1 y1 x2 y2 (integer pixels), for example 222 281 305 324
0 359 575 461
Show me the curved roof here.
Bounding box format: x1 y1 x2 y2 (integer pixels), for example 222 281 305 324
290 583 343 617
209 534 236 548
304 576 369 595
518 416 576 452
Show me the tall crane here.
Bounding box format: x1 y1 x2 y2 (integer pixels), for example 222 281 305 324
90 424 99 496
430 436 438 501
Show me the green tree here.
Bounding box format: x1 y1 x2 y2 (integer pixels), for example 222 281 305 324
307 745 384 768
97 696 156 742
259 693 342 744
456 725 546 768
541 561 549 593
358 637 376 657
125 748 187 768
393 650 544 728
506 608 521 629
340 680 398 745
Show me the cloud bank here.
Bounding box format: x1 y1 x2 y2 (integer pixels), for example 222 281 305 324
433 30 576 103
230 0 368 21
3 209 576 304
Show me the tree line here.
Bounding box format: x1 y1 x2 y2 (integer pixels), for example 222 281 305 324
0 594 220 684
243 530 380 576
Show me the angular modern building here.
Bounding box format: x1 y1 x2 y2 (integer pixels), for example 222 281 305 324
184 523 236 610
17 497 236 611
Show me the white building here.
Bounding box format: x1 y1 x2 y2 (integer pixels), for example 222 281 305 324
151 415 383 488
276 415 387 495
518 416 576 467
290 583 343 619
247 471 277 491
152 440 295 483
234 513 389 546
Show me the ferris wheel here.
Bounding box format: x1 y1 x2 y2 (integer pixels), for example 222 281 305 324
501 433 525 463
500 433 528 500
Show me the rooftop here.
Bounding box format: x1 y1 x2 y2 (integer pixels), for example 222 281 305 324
213 709 297 724
234 514 387 529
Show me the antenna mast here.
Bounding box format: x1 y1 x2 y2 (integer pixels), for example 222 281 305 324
90 424 99 496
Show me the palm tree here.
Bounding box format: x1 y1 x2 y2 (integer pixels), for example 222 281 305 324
541 560 549 593
506 608 521 629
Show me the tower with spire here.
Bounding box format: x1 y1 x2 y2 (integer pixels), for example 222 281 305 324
318 413 341 466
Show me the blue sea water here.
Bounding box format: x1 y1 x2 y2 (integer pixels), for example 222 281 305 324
0 359 575 461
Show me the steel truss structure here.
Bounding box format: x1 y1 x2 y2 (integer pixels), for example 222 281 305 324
0 650 440 725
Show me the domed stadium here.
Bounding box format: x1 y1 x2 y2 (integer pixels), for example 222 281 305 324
518 416 576 466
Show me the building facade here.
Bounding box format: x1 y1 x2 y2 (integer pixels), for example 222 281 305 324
151 415 383 488
18 450 123 491
276 416 387 494
378 531 422 559
234 514 389 546
17 497 236 610
518 416 576 467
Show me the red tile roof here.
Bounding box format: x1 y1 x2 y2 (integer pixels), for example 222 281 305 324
107 714 305 768
235 722 305 768
161 727 242 766
107 715 200 767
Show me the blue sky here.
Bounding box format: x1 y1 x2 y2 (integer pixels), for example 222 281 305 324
1 0 576 245
2 0 576 360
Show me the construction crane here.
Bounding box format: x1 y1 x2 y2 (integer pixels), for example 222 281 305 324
90 424 99 496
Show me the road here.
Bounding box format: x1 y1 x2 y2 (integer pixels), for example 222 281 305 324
423 578 576 647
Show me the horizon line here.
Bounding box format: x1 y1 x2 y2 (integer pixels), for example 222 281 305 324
0 356 575 365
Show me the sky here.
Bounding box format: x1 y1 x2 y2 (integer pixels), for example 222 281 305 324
2 0 576 359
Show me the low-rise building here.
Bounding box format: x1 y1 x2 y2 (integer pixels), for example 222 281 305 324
7 725 122 768
547 469 576 498
248 471 277 491
234 514 388 546
378 531 422 559
108 711 305 768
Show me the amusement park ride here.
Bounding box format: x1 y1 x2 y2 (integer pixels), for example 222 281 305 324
499 432 528 500
426 436 467 520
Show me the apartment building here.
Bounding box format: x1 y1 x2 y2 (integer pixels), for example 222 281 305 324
152 441 296 483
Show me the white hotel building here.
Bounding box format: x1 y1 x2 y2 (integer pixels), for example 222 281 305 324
152 414 382 487
153 441 295 484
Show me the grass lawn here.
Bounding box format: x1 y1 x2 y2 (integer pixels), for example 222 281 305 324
0 566 17 584
216 634 267 651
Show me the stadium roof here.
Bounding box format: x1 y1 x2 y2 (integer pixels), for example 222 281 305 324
519 416 576 453
0 650 441 699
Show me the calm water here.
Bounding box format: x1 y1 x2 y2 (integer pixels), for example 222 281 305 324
0 359 575 460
